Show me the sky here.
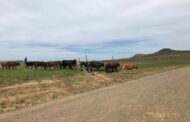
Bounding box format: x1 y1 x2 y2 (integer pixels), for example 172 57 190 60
0 0 190 61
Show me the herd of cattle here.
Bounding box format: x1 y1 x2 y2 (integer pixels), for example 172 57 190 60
0 60 138 73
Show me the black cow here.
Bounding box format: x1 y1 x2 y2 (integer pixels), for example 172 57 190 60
80 61 91 71
25 61 36 69
89 61 104 71
62 60 77 69
80 61 88 67
80 61 104 71
25 60 47 70
105 63 120 73
34 61 47 70
24 57 35 69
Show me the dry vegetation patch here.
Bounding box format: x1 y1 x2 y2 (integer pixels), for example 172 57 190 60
0 72 112 113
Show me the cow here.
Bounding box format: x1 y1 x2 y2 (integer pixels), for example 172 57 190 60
46 61 62 69
105 62 120 73
80 61 88 68
89 61 104 71
62 60 77 69
34 61 47 70
25 61 36 69
24 57 47 70
80 61 104 71
1 62 8 69
80 61 89 71
1 61 20 70
24 57 35 69
0 62 2 69
121 63 138 73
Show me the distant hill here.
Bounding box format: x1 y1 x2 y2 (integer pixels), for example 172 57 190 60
150 48 190 56
153 48 176 55
111 48 190 62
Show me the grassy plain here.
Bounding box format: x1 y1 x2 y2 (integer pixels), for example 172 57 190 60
0 53 190 114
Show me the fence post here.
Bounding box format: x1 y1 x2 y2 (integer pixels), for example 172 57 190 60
86 55 89 71
77 57 80 70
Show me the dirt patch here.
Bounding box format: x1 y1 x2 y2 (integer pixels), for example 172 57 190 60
0 80 57 91
147 112 180 121
90 72 111 82
0 73 112 114
147 112 168 121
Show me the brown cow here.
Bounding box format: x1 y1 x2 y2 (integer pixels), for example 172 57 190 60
1 61 20 70
105 63 120 73
0 63 2 69
121 63 138 73
46 61 62 69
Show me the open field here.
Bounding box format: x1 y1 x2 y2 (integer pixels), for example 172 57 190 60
0 49 190 114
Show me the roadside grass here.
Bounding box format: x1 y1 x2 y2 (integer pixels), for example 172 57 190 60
136 59 190 75
0 58 190 87
118 58 190 70
0 68 82 88
140 59 190 68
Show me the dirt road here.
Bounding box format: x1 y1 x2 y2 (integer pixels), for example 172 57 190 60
0 66 190 122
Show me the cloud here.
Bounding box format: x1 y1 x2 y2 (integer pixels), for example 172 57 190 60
0 0 190 60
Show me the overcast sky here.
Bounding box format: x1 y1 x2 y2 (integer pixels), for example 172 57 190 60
0 0 190 61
